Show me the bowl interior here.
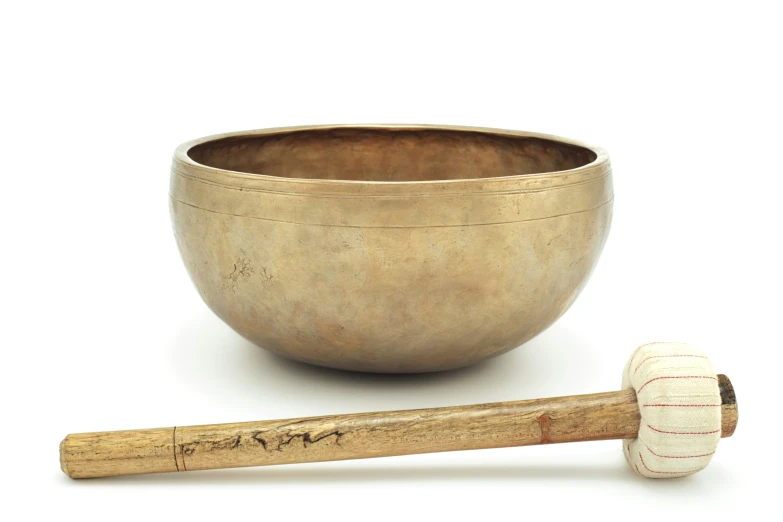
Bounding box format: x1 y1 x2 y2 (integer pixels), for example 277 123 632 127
187 128 597 182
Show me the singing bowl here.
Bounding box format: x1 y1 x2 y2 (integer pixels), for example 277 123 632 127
170 125 613 373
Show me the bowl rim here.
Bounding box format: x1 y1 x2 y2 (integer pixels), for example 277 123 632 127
172 124 610 196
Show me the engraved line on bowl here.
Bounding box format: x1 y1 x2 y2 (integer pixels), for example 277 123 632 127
169 196 614 229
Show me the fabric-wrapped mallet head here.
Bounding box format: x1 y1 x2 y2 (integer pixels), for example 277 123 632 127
622 342 733 478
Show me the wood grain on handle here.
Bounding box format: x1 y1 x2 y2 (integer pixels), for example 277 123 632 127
60 376 738 479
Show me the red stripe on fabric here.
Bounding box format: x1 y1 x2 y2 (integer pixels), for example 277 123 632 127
636 375 717 393
639 452 697 475
645 445 715 459
628 343 662 371
647 424 720 435
634 354 708 375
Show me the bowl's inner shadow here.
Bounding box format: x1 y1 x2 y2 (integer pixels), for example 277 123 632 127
187 127 597 181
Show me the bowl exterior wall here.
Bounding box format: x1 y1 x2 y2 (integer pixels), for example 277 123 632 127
170 126 612 372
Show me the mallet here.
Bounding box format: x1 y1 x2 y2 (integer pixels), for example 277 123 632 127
60 343 737 479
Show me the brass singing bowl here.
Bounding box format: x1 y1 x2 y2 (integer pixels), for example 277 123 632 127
170 125 612 373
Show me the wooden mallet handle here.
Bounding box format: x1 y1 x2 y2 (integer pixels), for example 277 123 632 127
60 375 737 479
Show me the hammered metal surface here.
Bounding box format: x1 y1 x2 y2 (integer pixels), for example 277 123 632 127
170 125 613 372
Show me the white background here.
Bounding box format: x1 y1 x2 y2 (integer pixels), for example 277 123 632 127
2 1 781 520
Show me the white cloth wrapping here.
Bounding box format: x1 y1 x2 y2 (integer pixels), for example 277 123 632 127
622 342 721 478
